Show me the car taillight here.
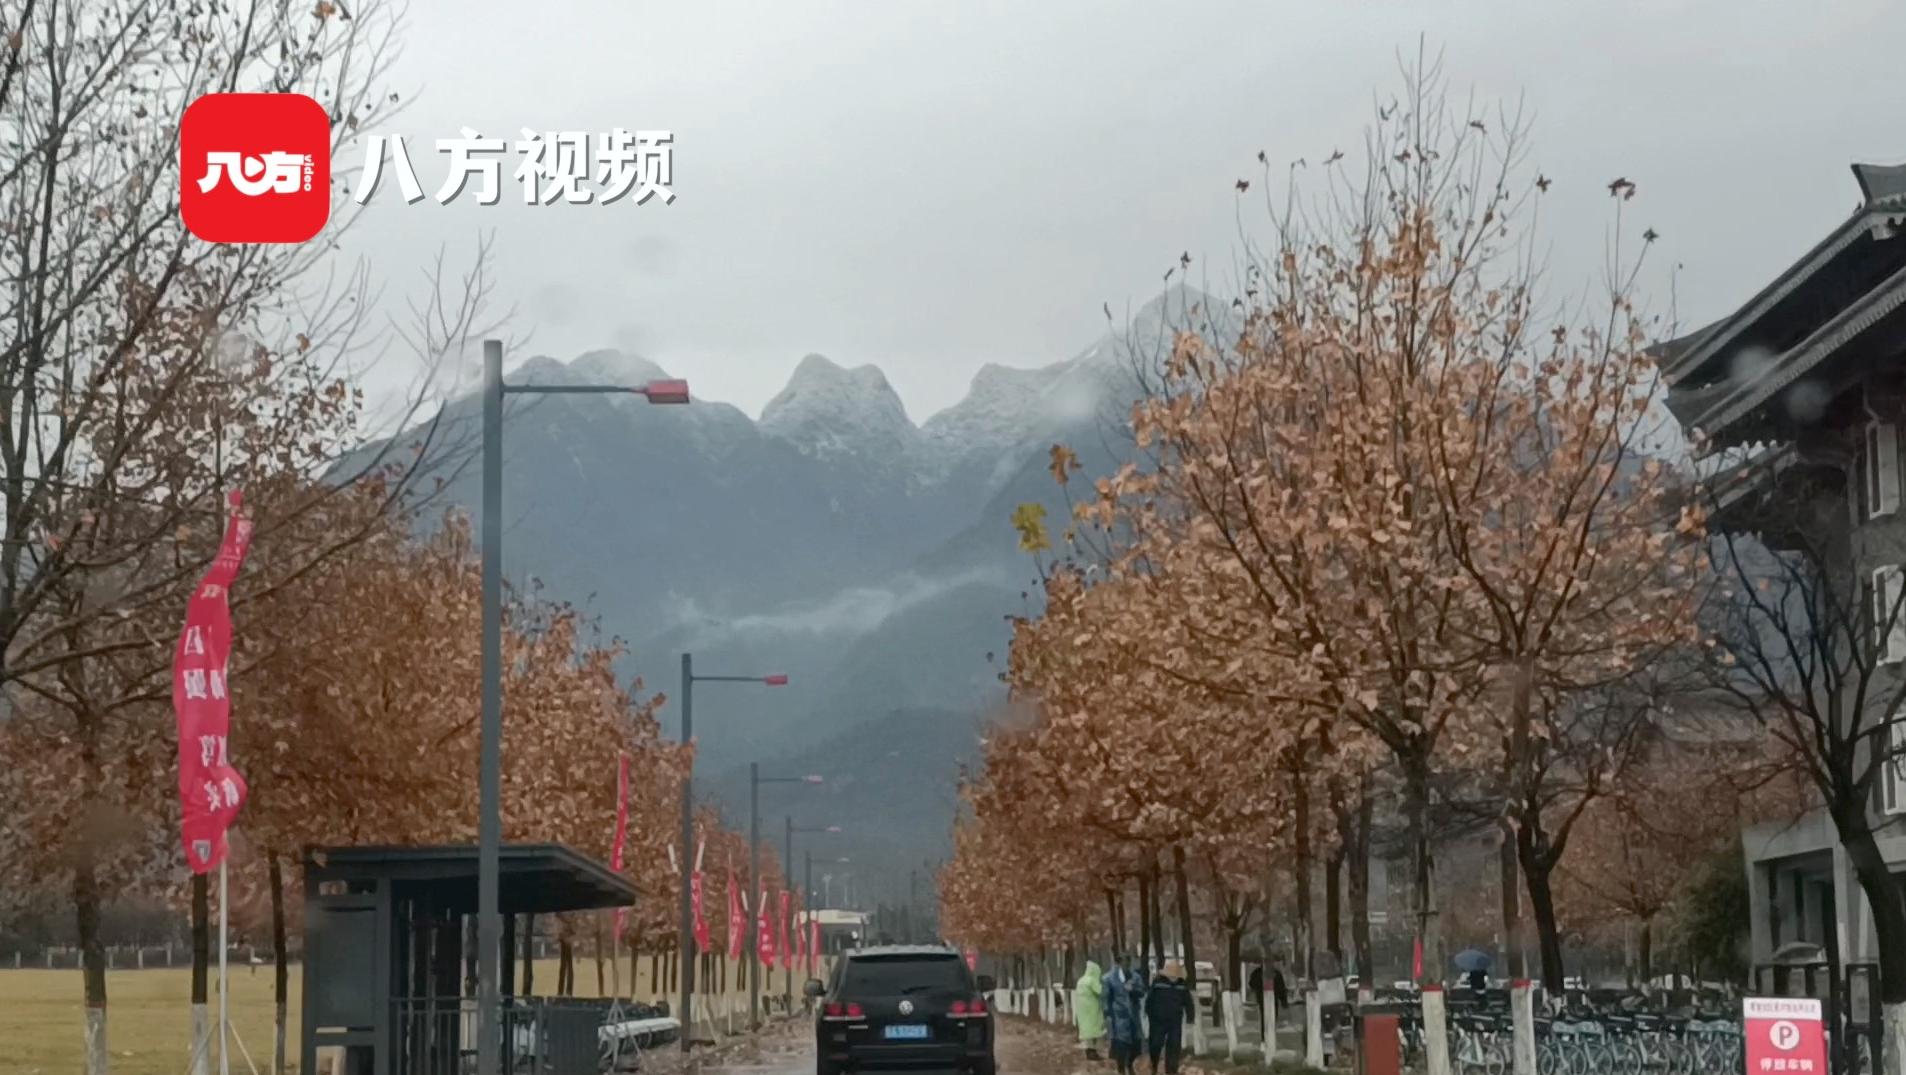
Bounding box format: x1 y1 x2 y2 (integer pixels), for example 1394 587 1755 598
825 1002 844 1017
952 1000 968 1014
952 996 987 1017
970 997 988 1015
847 1002 864 1017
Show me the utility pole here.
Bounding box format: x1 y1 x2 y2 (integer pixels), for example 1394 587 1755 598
476 342 503 1075
676 653 693 1050
749 762 760 1029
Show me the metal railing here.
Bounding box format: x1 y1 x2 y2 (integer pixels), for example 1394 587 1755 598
391 997 669 1075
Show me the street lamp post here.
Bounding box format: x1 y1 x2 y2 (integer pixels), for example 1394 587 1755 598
748 767 822 1028
478 341 690 1075
783 818 841 1000
676 655 787 1051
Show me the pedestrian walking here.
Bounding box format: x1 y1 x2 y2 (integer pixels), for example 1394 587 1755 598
1146 960 1191 1075
1104 953 1146 1075
1075 959 1107 1061
1271 964 1289 1013
1248 964 1263 1006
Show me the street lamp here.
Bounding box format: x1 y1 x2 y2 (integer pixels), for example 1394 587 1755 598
677 655 786 1050
478 340 689 1075
749 768 822 1027
785 819 842 995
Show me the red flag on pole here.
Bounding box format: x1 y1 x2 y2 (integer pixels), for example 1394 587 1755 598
1412 936 1424 982
610 755 631 936
174 494 253 874
757 890 777 968
726 867 745 961
779 890 794 970
692 871 711 953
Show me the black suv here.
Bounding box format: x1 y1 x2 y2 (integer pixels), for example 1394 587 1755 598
806 945 996 1075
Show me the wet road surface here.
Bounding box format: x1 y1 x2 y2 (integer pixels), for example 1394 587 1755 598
657 1014 1097 1075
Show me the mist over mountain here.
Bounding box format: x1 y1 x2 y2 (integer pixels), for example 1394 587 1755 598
404 286 1232 896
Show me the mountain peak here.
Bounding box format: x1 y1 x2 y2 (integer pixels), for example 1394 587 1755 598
760 353 919 465
570 348 673 387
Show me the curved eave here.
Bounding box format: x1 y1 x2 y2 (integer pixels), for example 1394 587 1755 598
1668 263 1906 453
1665 200 1906 388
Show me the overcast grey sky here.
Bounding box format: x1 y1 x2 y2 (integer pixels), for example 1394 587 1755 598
340 0 1906 424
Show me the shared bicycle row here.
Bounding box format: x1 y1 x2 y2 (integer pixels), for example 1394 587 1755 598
1331 989 1870 1075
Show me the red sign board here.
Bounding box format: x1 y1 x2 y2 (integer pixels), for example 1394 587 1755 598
1744 997 1826 1075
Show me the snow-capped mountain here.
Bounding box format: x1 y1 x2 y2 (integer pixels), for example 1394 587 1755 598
403 286 1231 879
758 354 921 471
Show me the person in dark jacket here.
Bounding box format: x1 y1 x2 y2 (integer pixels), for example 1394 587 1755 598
1248 966 1264 1005
1271 965 1289 1013
1145 960 1192 1075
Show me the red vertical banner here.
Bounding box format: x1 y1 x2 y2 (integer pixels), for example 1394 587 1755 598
778 890 794 970
610 754 631 936
810 917 821 965
792 901 806 965
726 867 745 961
691 871 711 953
756 890 777 967
174 493 253 874
1411 936 1424 982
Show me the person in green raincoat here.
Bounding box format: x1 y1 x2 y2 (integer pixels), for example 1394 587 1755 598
1075 959 1107 1060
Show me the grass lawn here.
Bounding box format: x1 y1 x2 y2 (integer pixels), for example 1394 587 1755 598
0 956 783 1074
1 965 298 1075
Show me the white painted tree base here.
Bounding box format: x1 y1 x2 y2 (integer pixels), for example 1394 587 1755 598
84 1006 109 1075
1884 1002 1906 1075
190 1003 210 1075
1222 991 1242 1058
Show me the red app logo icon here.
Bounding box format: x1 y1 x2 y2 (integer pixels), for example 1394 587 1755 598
179 93 331 244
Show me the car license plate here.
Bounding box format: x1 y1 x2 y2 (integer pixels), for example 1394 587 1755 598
884 1025 929 1040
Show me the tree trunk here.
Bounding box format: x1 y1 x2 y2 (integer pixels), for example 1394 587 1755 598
1172 845 1199 1002
1150 860 1167 970
1842 823 1906 1075
1139 873 1153 970
559 938 574 996
1499 820 1523 979
1349 781 1374 996
1638 918 1653 987
1403 751 1439 983
1105 889 1124 957
1294 773 1313 977
594 919 605 996
76 839 110 1075
1226 920 1244 989
1517 825 1565 993
464 916 478 996
521 914 535 996
270 853 288 1075
192 872 211 1075
1325 846 1343 966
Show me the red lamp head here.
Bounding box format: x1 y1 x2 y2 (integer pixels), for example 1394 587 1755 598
639 379 691 404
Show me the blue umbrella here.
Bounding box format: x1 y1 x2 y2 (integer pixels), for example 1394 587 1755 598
1452 949 1493 973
